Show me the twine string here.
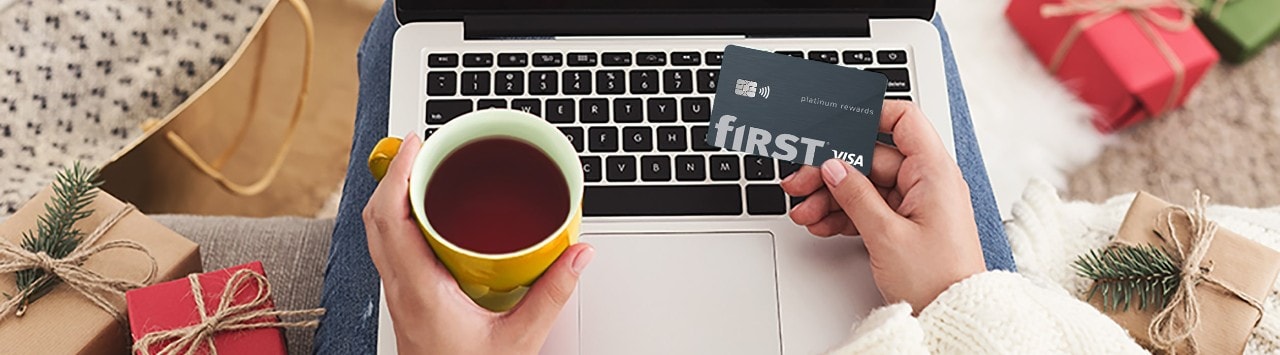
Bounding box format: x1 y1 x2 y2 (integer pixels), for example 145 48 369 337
1144 191 1265 355
132 269 325 355
0 204 157 323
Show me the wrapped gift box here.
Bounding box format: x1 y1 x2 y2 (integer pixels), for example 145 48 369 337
127 261 287 355
1195 0 1280 63
0 187 202 354
1094 192 1280 354
1007 0 1220 132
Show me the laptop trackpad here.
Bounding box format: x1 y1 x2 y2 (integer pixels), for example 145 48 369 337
579 233 781 355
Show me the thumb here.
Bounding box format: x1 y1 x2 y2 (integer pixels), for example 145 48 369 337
507 243 595 330
820 159 902 237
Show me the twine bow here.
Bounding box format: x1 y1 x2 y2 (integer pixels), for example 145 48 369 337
1143 191 1264 354
1040 0 1198 114
0 204 157 323
133 269 325 355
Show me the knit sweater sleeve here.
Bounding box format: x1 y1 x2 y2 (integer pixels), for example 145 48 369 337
827 271 1148 354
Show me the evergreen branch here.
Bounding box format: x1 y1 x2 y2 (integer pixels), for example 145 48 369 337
11 162 101 306
1074 243 1181 312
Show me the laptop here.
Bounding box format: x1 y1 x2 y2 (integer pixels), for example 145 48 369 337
379 1 955 354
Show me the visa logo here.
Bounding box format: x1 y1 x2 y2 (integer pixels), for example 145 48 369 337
832 150 865 167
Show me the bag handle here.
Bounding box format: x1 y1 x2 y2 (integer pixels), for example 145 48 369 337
164 0 315 196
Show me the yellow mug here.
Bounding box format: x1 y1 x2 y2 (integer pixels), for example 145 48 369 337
368 109 584 311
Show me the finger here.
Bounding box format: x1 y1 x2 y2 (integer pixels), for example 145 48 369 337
820 159 904 238
788 188 836 226
878 101 947 159
780 166 823 197
869 144 904 189
506 243 595 333
805 213 853 238
380 133 423 194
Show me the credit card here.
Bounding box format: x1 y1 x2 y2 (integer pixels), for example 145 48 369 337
708 45 886 175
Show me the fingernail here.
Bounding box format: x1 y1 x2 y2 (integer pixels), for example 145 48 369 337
406 132 421 143
780 172 794 183
821 159 847 186
572 246 595 274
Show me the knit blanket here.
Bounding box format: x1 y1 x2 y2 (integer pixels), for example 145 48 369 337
0 0 272 213
1006 180 1280 353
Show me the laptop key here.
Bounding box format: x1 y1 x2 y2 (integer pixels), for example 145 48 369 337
674 155 705 181
426 72 456 96
656 126 686 152
596 71 626 94
460 72 490 95
602 52 632 66
697 69 718 94
705 51 724 66
671 52 701 66
843 50 873 65
427 53 458 68
580 99 609 123
778 161 801 181
630 70 659 94
690 126 718 151
568 52 597 66
559 127 584 153
664 70 693 94
877 50 908 64
646 98 677 122
477 99 506 110
587 127 618 152
709 155 740 181
887 95 912 101
744 156 775 181
511 99 540 116
866 68 910 92
614 99 643 123
584 185 742 216
494 71 524 95
636 52 666 66
563 71 592 95
529 71 558 95
424 128 438 139
790 195 806 208
498 53 528 67
640 156 672 181
606 156 637 182
425 100 472 125
546 99 575 123
622 127 652 152
808 51 839 64
776 51 804 58
681 97 711 122
532 53 563 67
462 53 493 67
746 185 787 215
581 156 602 182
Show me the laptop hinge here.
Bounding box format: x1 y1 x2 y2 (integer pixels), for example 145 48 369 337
462 13 870 39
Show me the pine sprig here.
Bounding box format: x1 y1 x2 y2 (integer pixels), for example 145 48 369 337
9 162 102 306
1074 243 1181 312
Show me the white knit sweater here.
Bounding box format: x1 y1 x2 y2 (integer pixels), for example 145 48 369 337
827 180 1280 354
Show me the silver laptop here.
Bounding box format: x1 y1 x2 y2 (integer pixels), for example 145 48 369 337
380 1 955 353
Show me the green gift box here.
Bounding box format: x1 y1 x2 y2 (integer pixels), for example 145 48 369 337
1195 0 1280 63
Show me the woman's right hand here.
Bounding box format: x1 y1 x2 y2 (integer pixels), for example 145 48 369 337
780 101 986 313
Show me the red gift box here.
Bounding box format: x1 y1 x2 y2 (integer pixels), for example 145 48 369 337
1006 0 1219 132
126 262 286 355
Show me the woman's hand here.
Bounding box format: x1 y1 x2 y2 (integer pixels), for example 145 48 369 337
780 101 984 313
363 133 595 354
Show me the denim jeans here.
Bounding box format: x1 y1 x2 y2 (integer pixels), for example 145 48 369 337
313 2 1013 353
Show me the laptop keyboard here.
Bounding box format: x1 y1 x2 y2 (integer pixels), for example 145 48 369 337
422 48 914 217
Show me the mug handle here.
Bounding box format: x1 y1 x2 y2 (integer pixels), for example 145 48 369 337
367 137 403 182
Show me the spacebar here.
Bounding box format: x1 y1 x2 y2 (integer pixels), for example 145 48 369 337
584 185 743 217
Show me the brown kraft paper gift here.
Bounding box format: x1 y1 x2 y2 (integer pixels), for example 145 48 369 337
1094 191 1280 354
0 187 202 354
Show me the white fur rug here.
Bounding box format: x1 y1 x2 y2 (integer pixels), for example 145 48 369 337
937 0 1107 217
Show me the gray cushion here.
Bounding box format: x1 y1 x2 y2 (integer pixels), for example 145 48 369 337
153 215 334 355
